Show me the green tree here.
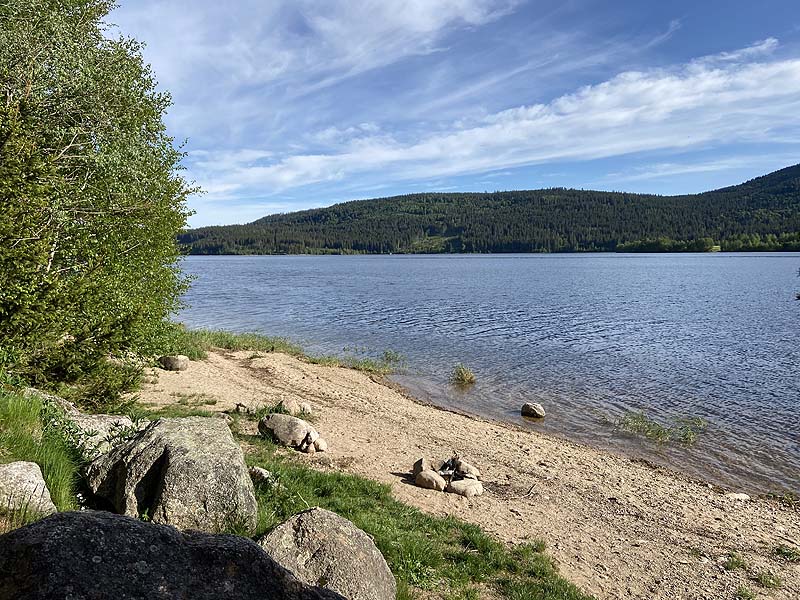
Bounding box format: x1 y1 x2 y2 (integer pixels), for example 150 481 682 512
0 0 194 390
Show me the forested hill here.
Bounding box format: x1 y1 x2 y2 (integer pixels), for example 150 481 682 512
179 164 800 254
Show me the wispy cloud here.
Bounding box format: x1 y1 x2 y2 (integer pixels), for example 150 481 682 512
191 43 800 200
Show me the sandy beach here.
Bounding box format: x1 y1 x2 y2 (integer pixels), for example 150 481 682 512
137 349 800 599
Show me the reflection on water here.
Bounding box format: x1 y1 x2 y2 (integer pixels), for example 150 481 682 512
179 253 800 494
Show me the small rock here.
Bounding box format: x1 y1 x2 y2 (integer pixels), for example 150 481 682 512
259 413 316 448
724 492 751 502
303 443 316 454
314 438 328 452
158 355 190 371
415 470 446 491
446 479 484 498
277 399 302 416
412 457 431 477
249 466 273 485
455 459 481 480
521 402 546 419
0 462 57 517
300 401 313 415
258 507 396 600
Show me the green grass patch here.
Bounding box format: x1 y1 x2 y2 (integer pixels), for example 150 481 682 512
166 324 404 375
165 325 304 361
450 363 476 386
722 552 747 571
616 412 707 445
774 544 800 562
0 390 80 514
242 433 591 599
753 570 782 589
734 586 755 600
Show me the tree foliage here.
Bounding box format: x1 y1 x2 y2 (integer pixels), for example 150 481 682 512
0 0 194 387
179 164 800 255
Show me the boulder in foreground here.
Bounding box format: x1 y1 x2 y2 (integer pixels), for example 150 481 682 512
0 511 343 600
259 507 396 600
0 462 56 517
87 417 258 533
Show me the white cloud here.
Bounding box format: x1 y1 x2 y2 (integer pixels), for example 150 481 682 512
192 44 800 199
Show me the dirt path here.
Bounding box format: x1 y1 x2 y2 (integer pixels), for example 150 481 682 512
137 350 800 599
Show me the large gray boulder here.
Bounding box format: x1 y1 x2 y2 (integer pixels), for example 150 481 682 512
0 462 56 517
259 508 396 600
0 511 344 600
86 417 258 534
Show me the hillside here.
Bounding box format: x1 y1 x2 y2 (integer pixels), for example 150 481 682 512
178 164 800 254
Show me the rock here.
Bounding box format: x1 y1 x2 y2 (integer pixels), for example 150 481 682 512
158 354 190 371
86 417 258 534
314 438 328 452
412 457 431 476
724 492 751 502
415 470 446 491
0 462 56 517
259 508 396 600
300 401 313 415
455 458 481 480
249 466 273 484
259 413 317 448
446 478 484 498
521 402 546 419
277 398 302 416
303 443 317 454
0 511 343 600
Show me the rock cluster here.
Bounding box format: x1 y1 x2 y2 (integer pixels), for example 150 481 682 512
411 455 484 498
277 397 313 416
259 412 328 454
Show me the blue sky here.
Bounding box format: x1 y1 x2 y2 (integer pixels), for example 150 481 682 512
109 0 800 227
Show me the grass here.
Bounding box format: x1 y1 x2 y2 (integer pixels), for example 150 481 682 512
450 363 476 386
242 432 592 599
723 552 747 571
616 411 707 445
167 324 404 375
735 586 755 600
753 570 782 589
166 326 304 361
0 390 81 517
774 544 800 562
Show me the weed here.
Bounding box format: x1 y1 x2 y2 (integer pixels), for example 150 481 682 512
450 364 476 385
616 412 707 445
753 570 781 589
774 544 800 562
723 552 747 571
735 586 755 600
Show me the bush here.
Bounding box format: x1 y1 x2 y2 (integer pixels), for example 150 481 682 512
0 0 194 394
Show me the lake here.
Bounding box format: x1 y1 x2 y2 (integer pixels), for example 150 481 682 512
178 253 799 495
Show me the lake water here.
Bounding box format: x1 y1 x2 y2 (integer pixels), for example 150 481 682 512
178 254 799 495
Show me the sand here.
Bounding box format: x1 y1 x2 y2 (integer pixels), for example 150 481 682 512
137 350 800 599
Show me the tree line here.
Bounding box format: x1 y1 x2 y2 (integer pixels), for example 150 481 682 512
179 164 800 254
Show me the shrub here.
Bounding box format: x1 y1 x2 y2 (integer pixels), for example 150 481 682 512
0 0 194 394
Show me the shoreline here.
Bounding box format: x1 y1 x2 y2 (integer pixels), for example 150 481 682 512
137 348 800 599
